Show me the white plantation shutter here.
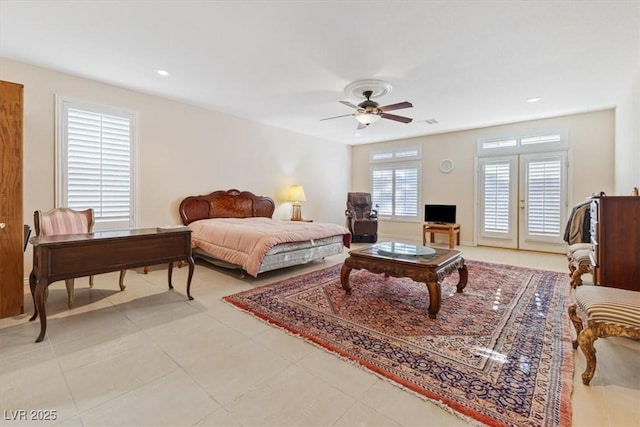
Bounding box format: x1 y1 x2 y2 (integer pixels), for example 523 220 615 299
372 169 393 216
57 98 137 230
525 157 562 236
371 165 419 220
394 168 418 217
482 160 511 234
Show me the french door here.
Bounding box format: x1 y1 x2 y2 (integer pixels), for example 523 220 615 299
477 152 568 253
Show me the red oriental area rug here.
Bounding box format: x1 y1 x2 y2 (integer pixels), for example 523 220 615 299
223 261 573 427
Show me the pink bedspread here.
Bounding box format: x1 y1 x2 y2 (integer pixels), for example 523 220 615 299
189 217 351 277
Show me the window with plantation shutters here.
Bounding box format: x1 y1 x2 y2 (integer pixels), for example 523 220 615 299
371 165 420 221
56 97 138 231
525 157 562 236
482 160 511 234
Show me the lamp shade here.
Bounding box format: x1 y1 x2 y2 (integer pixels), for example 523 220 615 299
287 185 306 202
355 113 381 125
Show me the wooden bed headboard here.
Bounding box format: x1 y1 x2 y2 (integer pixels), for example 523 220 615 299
179 189 276 225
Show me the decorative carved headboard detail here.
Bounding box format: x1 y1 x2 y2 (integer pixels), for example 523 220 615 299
179 189 276 225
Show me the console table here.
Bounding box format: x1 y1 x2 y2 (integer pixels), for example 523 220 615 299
29 228 195 342
422 223 460 249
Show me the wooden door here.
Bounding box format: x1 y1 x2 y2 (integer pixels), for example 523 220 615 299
0 80 24 317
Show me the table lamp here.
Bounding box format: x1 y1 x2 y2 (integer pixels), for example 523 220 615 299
287 185 306 221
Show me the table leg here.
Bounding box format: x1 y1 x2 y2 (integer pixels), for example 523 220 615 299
457 263 468 293
34 279 49 343
118 270 127 291
168 262 174 290
28 270 38 321
340 263 353 294
186 256 195 300
422 227 426 246
449 230 454 248
430 233 435 244
425 280 442 319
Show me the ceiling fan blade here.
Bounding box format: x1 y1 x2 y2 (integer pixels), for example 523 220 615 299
356 122 368 130
379 101 413 112
320 113 354 121
381 113 413 123
339 100 360 109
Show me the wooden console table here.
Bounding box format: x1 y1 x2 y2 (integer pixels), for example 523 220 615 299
29 228 195 342
422 223 460 249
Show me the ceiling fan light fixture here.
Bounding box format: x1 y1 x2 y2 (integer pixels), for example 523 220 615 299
355 113 381 125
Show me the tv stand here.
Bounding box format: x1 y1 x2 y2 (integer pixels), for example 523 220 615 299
423 222 460 249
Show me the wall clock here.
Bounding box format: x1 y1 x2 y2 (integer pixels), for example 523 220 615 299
439 159 454 173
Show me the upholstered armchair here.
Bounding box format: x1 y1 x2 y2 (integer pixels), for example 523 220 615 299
33 208 125 307
345 192 378 243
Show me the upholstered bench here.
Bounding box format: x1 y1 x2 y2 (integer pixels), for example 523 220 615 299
568 286 640 385
567 243 593 288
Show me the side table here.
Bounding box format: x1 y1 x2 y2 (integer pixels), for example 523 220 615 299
423 223 460 249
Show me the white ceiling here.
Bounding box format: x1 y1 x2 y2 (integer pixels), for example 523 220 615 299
1 1 638 145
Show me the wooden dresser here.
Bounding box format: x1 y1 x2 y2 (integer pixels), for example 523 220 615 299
589 196 640 291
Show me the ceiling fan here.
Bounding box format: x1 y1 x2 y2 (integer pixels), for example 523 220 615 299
321 90 413 130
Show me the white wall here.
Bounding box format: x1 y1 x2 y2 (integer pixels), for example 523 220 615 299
352 110 615 245
613 3 640 194
614 68 640 195
0 59 351 274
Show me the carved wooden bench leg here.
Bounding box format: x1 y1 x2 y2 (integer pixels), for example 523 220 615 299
567 304 582 350
576 324 599 385
570 263 591 288
568 249 592 289
569 286 640 386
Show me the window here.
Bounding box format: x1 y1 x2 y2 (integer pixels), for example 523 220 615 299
481 159 512 235
56 96 138 230
371 164 420 220
371 147 421 162
477 131 568 156
525 156 563 237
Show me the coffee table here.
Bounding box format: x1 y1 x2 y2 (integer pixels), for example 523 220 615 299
340 242 468 319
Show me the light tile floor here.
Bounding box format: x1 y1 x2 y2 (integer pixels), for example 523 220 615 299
1 243 638 426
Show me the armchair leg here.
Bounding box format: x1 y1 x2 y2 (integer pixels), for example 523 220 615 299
65 279 75 308
119 270 127 291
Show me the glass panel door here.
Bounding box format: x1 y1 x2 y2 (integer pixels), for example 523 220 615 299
477 156 518 249
476 152 568 253
518 152 568 252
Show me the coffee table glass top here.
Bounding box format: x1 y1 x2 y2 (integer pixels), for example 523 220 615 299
374 242 436 258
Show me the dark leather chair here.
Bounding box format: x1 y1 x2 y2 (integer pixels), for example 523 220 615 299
345 192 378 243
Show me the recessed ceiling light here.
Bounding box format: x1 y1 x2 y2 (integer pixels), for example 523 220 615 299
527 97 542 103
354 132 360 136
156 69 169 77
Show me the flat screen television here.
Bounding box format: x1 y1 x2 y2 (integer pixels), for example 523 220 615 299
424 204 456 224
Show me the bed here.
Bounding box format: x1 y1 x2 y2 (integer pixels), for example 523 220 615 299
179 189 351 277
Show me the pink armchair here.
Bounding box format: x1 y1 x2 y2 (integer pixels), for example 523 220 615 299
34 208 126 307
